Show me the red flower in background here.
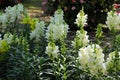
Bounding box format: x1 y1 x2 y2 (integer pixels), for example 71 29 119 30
18 0 21 3
72 0 76 3
114 4 119 9
113 4 120 14
80 0 85 3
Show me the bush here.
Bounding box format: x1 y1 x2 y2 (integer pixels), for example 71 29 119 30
0 0 23 9
42 0 119 30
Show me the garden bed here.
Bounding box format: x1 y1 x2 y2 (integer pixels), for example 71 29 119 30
0 1 120 80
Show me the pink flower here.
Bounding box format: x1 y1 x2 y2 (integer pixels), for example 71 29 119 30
64 6 68 11
114 4 120 9
113 4 120 14
71 6 76 10
80 0 85 3
72 0 76 3
42 0 48 6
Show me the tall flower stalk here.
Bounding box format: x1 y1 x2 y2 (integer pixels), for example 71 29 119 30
75 8 87 30
77 44 106 76
46 9 69 43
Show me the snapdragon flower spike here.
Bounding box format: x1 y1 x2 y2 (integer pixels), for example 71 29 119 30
5 4 24 22
106 10 120 31
46 9 69 42
30 21 45 42
45 42 59 60
4 33 14 44
0 14 8 26
78 44 106 76
0 33 13 53
75 9 88 29
0 3 24 30
71 30 89 50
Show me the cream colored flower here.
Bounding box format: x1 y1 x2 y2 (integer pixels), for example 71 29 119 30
72 30 89 50
0 14 8 26
46 9 69 42
30 21 45 42
45 42 59 59
75 10 87 27
106 10 120 31
3 33 14 44
78 44 106 75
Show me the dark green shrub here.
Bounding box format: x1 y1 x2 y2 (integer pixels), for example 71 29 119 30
42 0 119 30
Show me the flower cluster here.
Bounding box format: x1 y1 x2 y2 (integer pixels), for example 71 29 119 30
22 15 39 31
75 9 88 28
0 33 13 53
3 33 14 44
5 4 23 22
45 42 59 59
0 14 8 27
0 4 24 27
78 44 106 76
46 9 69 42
30 21 45 42
106 10 120 31
72 30 89 50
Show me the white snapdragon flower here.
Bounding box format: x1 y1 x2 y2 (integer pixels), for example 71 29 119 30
5 4 24 23
54 9 64 24
106 10 120 31
3 33 14 44
17 4 24 12
75 9 87 27
30 21 45 42
46 9 69 42
45 42 59 59
0 4 24 27
46 23 69 42
78 44 106 75
16 4 24 19
5 6 17 23
72 30 89 50
0 14 8 26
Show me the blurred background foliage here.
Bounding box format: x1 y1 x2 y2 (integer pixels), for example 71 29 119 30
42 0 120 31
1 0 120 31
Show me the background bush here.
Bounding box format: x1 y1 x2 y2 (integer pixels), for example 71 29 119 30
42 0 120 30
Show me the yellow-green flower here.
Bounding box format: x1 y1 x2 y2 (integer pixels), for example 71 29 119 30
0 40 10 53
0 40 10 62
22 15 38 31
22 15 31 24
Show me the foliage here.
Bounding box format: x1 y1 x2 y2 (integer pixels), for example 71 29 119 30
42 0 119 30
95 24 104 44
